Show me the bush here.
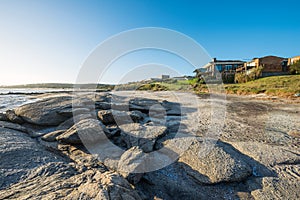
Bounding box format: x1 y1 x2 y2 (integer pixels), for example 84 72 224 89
222 73 235 83
137 83 169 91
234 66 263 83
290 60 300 74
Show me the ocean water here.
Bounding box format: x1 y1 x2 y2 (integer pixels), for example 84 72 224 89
0 95 35 112
0 88 72 113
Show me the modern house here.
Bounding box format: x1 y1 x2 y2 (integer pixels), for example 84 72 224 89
194 58 245 78
288 55 300 66
236 55 288 77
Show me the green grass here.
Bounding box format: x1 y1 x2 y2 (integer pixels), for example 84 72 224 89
137 83 169 91
160 80 191 91
224 75 300 97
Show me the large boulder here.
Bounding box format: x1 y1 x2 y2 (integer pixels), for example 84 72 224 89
56 113 93 130
98 110 145 125
14 96 73 126
98 110 130 125
57 107 91 118
129 98 160 113
179 140 252 184
56 119 109 144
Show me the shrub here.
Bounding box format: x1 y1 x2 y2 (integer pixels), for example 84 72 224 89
234 66 263 83
137 83 169 91
222 73 235 83
290 60 300 74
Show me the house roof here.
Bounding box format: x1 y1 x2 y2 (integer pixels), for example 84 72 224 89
212 60 245 63
201 60 245 68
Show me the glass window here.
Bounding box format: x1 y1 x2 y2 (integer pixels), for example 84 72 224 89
216 65 222 72
225 65 232 70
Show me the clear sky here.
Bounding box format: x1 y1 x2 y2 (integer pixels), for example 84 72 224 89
0 0 299 85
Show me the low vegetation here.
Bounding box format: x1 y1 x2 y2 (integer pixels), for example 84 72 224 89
2 75 299 99
290 60 300 74
225 75 300 97
137 83 169 91
234 66 263 83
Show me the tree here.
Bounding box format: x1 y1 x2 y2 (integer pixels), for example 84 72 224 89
290 60 300 75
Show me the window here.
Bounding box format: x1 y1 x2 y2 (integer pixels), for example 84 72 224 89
216 64 222 72
225 65 232 71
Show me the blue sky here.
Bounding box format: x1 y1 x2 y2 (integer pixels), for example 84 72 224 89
0 0 299 85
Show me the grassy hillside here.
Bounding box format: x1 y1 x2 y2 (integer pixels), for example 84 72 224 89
2 75 299 98
224 75 300 97
114 79 192 91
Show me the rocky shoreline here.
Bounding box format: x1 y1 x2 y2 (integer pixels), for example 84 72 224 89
0 91 299 199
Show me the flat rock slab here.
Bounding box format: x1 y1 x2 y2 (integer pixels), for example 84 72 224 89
0 127 66 189
98 110 145 125
229 142 300 167
0 163 142 200
41 129 66 142
0 121 28 133
57 119 109 144
119 123 168 152
14 96 73 126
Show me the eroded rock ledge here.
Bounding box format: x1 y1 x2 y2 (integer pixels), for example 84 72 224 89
0 91 299 199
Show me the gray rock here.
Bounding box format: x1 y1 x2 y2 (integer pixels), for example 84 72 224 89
130 98 159 109
119 123 168 152
93 171 142 200
95 101 111 110
0 113 8 121
229 141 300 167
57 107 91 117
179 140 252 184
251 176 300 200
111 103 129 111
130 110 145 123
14 96 73 126
0 127 67 190
98 110 116 124
98 110 132 125
56 119 109 144
140 162 207 200
41 130 66 142
118 147 145 183
162 100 182 116
0 121 28 133
56 113 93 130
0 159 141 200
6 110 24 124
